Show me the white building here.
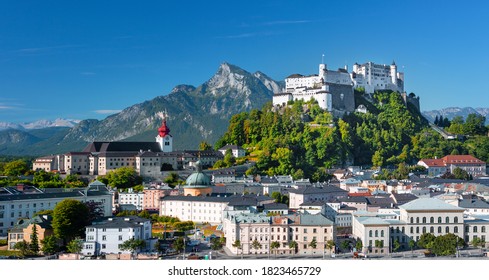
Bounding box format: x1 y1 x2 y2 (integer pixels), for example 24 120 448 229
117 189 144 211
351 61 404 94
218 145 246 158
288 185 348 209
81 216 156 256
0 182 112 237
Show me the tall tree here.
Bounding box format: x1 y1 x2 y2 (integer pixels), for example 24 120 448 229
198 141 213 151
2 159 29 176
270 241 280 258
29 223 40 255
52 199 90 244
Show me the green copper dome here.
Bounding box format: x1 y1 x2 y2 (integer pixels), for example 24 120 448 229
184 161 212 188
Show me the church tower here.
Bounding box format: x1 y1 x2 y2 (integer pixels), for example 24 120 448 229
156 111 172 152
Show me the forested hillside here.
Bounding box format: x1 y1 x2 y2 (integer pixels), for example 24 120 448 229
216 90 489 181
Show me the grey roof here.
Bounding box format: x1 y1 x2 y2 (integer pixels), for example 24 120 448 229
288 186 348 195
299 201 325 207
298 214 334 226
260 176 279 184
391 193 418 205
0 187 111 202
399 198 464 211
89 216 149 229
355 216 391 226
459 199 489 209
83 141 162 153
340 196 368 203
366 196 395 207
263 203 288 210
218 145 243 151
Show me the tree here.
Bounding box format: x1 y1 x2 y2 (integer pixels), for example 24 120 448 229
164 172 180 187
374 240 384 249
408 239 416 254
340 240 350 252
41 235 60 255
223 149 236 167
288 240 298 254
3 160 29 176
418 233 436 250
392 239 401 252
354 239 362 253
120 238 146 257
66 238 83 254
210 237 224 251
100 167 142 189
84 201 104 224
453 167 470 180
251 240 262 254
270 241 280 258
199 141 213 151
52 199 90 244
13 240 31 258
29 223 40 255
471 236 485 252
232 240 242 255
309 238 317 255
172 237 185 253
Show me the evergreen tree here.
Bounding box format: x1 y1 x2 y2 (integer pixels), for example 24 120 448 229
29 223 40 255
434 115 439 126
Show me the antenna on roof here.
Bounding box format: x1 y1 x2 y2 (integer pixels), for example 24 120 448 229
321 54 325 64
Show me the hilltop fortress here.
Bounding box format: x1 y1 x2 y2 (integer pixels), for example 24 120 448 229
273 59 418 115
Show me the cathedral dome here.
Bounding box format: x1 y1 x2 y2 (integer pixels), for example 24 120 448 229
183 161 213 196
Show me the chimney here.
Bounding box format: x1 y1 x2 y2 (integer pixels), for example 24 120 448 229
16 184 25 192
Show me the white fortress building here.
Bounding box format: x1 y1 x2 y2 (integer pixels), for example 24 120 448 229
351 61 404 94
273 59 405 113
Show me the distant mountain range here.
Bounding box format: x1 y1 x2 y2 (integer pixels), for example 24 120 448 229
0 62 284 156
0 118 80 131
422 107 489 125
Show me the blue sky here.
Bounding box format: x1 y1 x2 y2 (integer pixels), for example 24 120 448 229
1 0 488 123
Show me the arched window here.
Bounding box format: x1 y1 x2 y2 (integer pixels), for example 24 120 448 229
474 226 478 233
422 217 427 223
375 230 378 237
466 226 470 232
430 226 434 233
396 227 400 234
482 226 486 233
454 227 458 233
446 217 450 224
446 226 450 233
438 217 442 223
416 227 419 234
454 217 459 223
416 217 419 223
438 226 442 233
410 227 413 234
422 227 426 233
381 230 384 237
369 230 372 237
430 217 434 223
410 217 414 224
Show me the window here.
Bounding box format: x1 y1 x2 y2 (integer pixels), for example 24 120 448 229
438 226 442 233
422 227 426 234
416 217 419 223
438 217 442 223
381 230 384 237
454 217 459 223
102 244 106 249
410 217 413 223
416 227 419 234
454 227 458 233
102 235 106 241
446 217 450 224
303 229 307 233
369 230 372 237
430 217 434 223
422 217 426 223
430 226 434 233
474 226 478 233
446 226 450 233
119 236 123 241
410 227 413 234
375 230 378 237
482 226 486 233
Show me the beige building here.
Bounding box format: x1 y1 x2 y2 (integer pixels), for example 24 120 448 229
7 215 56 252
223 212 335 257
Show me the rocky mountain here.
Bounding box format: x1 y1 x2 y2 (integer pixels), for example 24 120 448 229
422 107 489 124
0 118 80 131
0 62 284 156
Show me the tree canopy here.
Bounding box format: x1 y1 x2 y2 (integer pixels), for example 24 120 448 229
52 199 90 243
